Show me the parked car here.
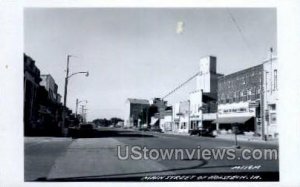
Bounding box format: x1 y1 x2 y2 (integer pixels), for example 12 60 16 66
78 123 95 137
189 127 215 137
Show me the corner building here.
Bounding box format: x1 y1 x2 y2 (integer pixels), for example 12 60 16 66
216 57 278 138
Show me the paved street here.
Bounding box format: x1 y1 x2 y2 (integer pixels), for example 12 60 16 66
25 127 279 181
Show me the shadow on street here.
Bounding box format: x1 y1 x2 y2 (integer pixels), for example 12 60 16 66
70 129 156 139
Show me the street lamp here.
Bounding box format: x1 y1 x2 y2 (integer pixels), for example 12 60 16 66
62 55 89 136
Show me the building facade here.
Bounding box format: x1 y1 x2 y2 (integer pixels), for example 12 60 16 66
24 54 42 135
216 64 263 134
215 56 278 138
172 101 190 134
192 56 220 131
149 98 168 130
163 55 278 139
24 54 75 136
160 106 173 132
189 90 203 130
124 98 150 127
40 74 59 102
263 57 278 138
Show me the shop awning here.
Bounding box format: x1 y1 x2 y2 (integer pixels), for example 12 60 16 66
212 116 252 124
150 118 159 125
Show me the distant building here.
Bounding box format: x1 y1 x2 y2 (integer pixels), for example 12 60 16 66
160 106 173 132
189 90 203 131
149 98 168 130
124 98 149 127
24 54 42 135
172 101 190 134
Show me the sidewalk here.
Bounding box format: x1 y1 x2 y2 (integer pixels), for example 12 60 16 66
149 130 278 145
214 133 279 145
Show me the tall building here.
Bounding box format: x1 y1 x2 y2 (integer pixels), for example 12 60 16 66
215 56 278 138
196 56 223 95
190 56 221 132
216 64 263 133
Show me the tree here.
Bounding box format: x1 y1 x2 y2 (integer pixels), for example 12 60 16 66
110 117 123 126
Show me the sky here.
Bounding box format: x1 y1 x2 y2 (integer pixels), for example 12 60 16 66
24 8 276 121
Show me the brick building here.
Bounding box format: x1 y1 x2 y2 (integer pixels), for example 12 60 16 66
216 64 263 133
215 57 278 138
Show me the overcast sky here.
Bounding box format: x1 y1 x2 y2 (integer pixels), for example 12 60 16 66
24 8 276 121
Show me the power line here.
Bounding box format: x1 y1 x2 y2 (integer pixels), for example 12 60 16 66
162 71 200 99
226 9 255 59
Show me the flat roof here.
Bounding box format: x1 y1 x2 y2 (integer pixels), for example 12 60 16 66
127 98 149 105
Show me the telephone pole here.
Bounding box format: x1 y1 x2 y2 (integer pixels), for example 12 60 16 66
61 55 89 136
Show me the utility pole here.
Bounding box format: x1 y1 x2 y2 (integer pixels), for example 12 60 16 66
270 47 273 94
75 98 79 118
76 99 87 118
62 55 71 136
260 70 265 141
80 105 85 123
265 71 269 141
188 99 191 133
80 105 88 123
61 55 88 136
200 89 204 136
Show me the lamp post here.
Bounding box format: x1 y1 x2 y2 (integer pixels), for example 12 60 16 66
62 55 89 136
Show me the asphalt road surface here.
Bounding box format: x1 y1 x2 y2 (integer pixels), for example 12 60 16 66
25 127 279 181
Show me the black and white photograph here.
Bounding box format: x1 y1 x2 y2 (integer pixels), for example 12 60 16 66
1 0 300 186
23 7 279 182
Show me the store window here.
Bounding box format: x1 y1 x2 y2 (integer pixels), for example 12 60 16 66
270 104 276 111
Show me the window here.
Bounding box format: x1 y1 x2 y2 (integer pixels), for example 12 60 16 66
247 90 251 100
270 113 277 124
274 69 278 90
270 104 276 111
257 89 261 94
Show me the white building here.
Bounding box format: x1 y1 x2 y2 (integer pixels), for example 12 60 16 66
189 90 203 130
263 57 278 138
124 98 149 128
172 101 189 134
